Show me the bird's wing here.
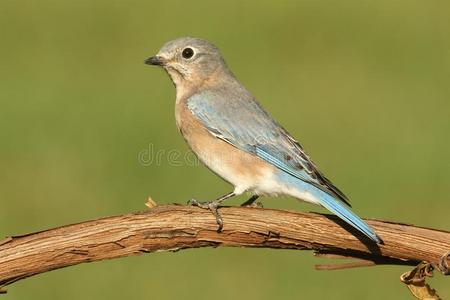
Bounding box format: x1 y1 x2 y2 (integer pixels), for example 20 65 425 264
187 89 350 205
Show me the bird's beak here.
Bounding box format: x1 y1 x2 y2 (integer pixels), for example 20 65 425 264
144 56 165 66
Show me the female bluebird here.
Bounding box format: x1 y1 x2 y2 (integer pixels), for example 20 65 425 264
145 37 382 244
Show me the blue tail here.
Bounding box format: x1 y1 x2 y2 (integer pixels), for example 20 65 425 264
284 175 382 243
318 191 382 244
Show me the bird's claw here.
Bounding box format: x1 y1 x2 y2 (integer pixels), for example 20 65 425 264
187 198 224 232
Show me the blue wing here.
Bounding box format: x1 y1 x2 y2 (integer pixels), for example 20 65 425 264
187 88 350 206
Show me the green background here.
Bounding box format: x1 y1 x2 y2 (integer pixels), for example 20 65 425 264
1 0 449 299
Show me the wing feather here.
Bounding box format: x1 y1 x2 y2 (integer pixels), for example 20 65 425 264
187 89 350 206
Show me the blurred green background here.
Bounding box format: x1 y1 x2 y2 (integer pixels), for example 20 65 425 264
1 0 449 299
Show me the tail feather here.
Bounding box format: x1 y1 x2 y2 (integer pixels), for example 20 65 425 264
274 171 382 243
318 192 382 244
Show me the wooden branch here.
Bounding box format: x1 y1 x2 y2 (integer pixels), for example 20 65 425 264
1 205 449 292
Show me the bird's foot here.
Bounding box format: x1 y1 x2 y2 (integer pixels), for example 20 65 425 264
187 198 224 232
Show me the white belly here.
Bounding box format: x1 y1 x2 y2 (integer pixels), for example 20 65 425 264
196 147 321 205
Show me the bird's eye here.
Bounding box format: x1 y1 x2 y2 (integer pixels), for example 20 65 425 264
182 47 195 59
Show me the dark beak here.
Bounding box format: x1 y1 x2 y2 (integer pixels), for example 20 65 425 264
144 56 164 66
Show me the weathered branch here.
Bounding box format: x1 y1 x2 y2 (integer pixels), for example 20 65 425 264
1 204 449 292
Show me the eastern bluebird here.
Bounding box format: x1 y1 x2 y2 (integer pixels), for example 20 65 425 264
145 37 382 244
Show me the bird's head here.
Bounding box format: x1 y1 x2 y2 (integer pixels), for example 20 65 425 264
145 37 229 90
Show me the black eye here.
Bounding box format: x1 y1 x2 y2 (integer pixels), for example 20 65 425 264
182 47 195 59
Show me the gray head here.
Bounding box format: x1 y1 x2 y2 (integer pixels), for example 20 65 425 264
145 37 230 88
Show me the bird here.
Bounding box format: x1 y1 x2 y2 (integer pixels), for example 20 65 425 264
145 37 382 244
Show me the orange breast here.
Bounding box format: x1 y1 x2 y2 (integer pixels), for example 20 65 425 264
175 100 273 188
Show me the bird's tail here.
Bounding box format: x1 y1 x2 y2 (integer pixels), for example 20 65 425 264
317 191 382 244
288 178 382 244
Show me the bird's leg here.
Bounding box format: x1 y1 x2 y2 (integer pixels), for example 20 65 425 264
187 192 236 232
240 195 263 208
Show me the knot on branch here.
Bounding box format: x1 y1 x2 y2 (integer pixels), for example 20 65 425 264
436 251 450 275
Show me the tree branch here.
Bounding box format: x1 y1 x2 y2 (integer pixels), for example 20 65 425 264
1 204 449 292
